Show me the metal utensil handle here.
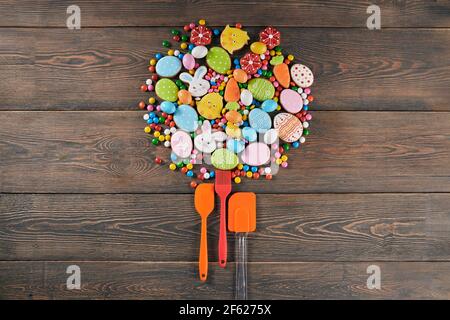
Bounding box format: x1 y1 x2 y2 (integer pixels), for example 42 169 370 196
236 232 248 300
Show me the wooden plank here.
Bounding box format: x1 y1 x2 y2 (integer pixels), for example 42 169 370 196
0 0 449 28
1 111 449 193
0 261 449 299
1 28 450 111
0 193 449 262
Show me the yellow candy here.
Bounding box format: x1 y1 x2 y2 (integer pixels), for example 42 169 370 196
276 158 283 165
281 155 288 162
287 54 294 61
276 51 282 56
237 163 244 170
158 135 165 142
169 163 176 170
189 69 195 75
144 126 151 133
168 49 174 56
246 171 253 178
276 105 282 111
274 97 279 102
154 131 160 138
150 58 157 66
234 177 241 184
199 19 206 25
250 41 267 55
186 163 193 170
165 135 171 141
180 42 188 49
270 50 276 56
149 97 156 104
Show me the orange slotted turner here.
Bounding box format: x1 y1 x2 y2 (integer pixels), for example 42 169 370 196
228 192 256 300
194 183 215 281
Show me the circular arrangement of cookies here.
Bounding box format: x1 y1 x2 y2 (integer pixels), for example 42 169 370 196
139 20 315 187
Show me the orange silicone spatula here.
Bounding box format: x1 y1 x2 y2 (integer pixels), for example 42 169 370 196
228 192 256 300
194 183 215 282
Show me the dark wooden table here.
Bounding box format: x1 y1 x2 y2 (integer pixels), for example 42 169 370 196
1 0 450 299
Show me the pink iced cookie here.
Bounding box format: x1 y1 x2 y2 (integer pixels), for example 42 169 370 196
240 142 270 166
280 89 303 114
290 64 314 88
171 130 193 158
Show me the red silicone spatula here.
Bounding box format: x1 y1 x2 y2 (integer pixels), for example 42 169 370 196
215 170 231 268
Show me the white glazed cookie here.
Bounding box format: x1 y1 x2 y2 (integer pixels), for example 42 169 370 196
290 64 314 88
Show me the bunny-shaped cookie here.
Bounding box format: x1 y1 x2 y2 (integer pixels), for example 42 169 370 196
194 121 227 153
179 66 210 97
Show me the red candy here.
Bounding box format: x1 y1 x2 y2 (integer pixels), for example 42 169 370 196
240 53 262 75
259 26 281 49
190 25 212 46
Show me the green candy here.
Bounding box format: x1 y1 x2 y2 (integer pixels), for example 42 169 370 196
248 78 275 101
270 55 284 65
155 78 179 102
206 47 231 74
211 148 239 170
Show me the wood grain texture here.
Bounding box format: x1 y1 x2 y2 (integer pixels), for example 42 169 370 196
1 261 449 299
1 193 449 262
0 0 449 28
1 111 449 193
1 28 450 111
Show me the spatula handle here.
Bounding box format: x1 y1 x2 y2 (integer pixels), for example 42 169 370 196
218 197 227 268
236 233 248 300
199 217 208 281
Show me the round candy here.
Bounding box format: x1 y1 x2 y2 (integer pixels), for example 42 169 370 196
155 78 179 102
249 108 271 133
226 138 245 153
177 89 192 105
211 148 239 170
170 130 193 158
240 89 253 106
274 113 303 142
280 89 303 114
248 78 275 101
206 47 231 74
263 128 279 145
233 69 248 83
197 92 223 119
191 45 208 59
261 99 278 113
290 64 314 88
250 41 267 55
182 53 195 70
160 101 176 114
173 104 199 132
241 142 270 166
155 56 182 78
242 127 257 142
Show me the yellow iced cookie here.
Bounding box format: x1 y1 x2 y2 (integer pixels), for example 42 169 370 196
196 92 223 119
220 25 250 54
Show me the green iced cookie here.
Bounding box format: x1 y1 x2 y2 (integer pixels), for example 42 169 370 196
211 148 239 170
270 55 284 66
248 78 275 101
225 101 240 111
155 78 179 102
206 47 231 74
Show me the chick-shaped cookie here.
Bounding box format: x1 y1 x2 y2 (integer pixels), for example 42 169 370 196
220 25 250 54
196 92 223 120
